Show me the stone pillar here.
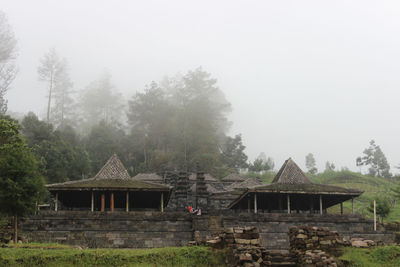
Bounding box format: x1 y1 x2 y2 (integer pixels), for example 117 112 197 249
55 192 58 211
161 192 164 212
254 193 257 214
110 193 114 212
101 194 105 212
91 191 94 212
247 197 250 213
287 194 291 214
174 171 189 211
126 192 129 212
319 195 323 215
195 169 209 211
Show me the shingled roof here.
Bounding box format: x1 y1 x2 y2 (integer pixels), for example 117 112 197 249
224 178 263 191
222 173 246 182
46 154 171 191
133 173 163 181
272 158 312 184
93 154 131 180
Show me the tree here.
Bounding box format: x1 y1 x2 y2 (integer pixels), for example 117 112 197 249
38 48 66 123
325 161 335 172
248 153 274 173
220 134 248 172
357 140 391 178
0 11 18 114
51 59 74 128
0 118 45 242
79 72 124 134
21 113 90 183
367 198 391 223
305 153 318 174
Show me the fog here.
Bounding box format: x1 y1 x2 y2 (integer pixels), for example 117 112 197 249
2 0 400 172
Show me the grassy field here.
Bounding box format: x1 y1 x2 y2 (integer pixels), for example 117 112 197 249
338 246 400 267
0 244 226 267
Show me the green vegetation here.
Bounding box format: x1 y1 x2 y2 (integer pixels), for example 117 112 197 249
311 170 399 221
339 246 400 267
0 244 226 267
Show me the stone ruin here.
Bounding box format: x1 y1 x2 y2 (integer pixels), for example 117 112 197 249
205 225 382 267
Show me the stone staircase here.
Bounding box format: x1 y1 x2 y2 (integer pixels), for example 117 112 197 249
265 249 296 267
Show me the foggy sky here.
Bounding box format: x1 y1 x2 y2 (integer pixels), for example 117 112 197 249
2 0 400 173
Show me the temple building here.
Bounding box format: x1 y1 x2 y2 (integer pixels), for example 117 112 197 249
46 154 172 212
228 158 363 214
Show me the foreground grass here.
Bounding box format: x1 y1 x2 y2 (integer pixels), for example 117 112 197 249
338 246 400 267
0 244 226 267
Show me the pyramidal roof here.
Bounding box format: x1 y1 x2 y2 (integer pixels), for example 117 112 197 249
222 173 246 182
93 154 131 180
271 158 312 184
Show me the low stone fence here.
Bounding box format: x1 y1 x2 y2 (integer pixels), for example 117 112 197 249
20 211 395 249
21 211 193 248
223 213 394 249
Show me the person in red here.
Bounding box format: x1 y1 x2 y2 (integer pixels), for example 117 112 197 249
188 206 193 213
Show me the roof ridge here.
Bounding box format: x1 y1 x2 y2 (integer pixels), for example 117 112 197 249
272 158 312 184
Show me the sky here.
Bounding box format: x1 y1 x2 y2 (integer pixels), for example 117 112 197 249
2 0 400 173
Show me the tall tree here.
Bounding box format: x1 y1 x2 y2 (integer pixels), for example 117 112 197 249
79 72 123 134
356 140 391 178
37 48 66 123
51 59 74 128
0 118 45 242
325 161 335 172
0 11 17 114
305 153 318 174
248 153 274 173
220 134 248 172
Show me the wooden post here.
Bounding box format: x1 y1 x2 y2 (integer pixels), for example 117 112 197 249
340 202 343 215
161 192 164 212
254 193 257 214
278 196 282 212
101 194 105 212
319 195 323 215
352 197 354 214
110 193 114 212
91 191 94 212
55 192 58 211
287 194 291 214
13 215 17 243
374 199 377 231
247 197 250 213
310 197 314 214
126 192 129 212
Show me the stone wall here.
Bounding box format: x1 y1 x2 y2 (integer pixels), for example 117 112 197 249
222 213 394 249
21 211 193 248
21 211 394 249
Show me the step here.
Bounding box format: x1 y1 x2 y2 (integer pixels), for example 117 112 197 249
271 262 297 267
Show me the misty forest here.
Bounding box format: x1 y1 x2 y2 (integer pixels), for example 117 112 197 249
3 2 400 266
1 8 399 184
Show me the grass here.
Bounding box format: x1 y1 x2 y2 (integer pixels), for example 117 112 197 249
338 246 400 267
0 244 227 267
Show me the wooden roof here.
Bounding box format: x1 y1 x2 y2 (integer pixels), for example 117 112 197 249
222 173 246 182
47 154 171 191
133 173 163 181
272 158 312 184
227 158 363 209
224 178 263 191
